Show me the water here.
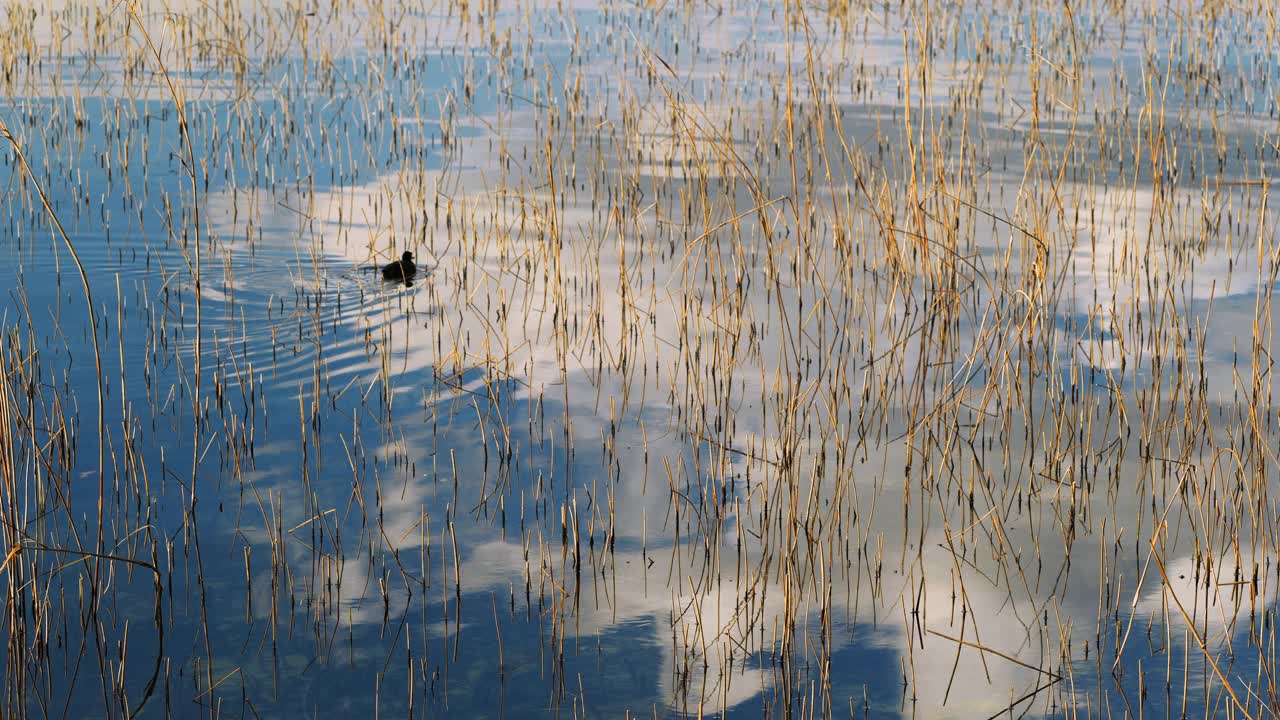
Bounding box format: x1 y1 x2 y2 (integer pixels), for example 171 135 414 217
1 1 1279 718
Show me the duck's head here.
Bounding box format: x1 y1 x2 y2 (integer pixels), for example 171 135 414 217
402 251 414 263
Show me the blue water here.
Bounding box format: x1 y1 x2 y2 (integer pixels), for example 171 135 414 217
2 2 1280 719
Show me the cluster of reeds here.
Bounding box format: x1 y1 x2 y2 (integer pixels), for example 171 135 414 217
0 0 1278 718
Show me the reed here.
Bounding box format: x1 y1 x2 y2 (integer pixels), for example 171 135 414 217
0 0 1278 717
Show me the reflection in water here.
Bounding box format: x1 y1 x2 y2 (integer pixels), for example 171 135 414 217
0 1 1278 718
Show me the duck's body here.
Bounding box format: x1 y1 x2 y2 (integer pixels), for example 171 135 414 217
382 251 417 280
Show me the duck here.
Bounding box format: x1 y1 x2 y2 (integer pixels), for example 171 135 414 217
381 251 417 281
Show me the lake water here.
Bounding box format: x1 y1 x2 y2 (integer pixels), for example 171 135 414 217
1 1 1279 718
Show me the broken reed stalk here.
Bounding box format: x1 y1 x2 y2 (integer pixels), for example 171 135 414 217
0 125 115 711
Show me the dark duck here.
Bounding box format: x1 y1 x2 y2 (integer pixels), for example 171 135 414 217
382 251 417 281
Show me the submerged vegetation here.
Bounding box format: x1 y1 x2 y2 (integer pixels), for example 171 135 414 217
1 0 1280 717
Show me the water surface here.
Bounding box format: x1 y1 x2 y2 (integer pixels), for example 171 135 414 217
1 2 1279 718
